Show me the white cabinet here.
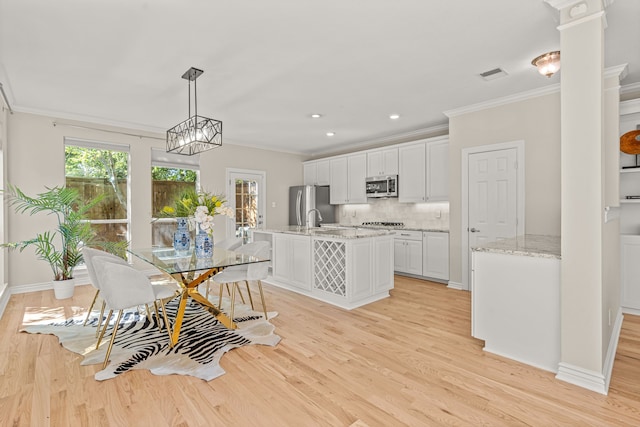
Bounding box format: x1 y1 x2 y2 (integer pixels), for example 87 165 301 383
272 233 312 291
303 160 330 186
398 142 426 202
423 231 449 280
267 232 394 309
398 137 449 203
367 148 398 177
330 153 367 204
427 140 449 202
391 230 423 275
621 235 640 312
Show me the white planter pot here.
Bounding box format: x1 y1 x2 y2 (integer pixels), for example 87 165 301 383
53 278 75 299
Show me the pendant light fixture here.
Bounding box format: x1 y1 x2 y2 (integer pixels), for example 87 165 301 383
531 51 561 78
166 67 222 155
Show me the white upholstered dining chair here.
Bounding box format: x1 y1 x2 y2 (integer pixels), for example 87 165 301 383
212 241 270 322
92 256 177 369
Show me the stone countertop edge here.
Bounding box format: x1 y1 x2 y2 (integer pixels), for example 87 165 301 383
471 234 561 259
319 223 450 233
261 226 392 239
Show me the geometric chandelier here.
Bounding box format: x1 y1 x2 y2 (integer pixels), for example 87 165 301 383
167 67 223 155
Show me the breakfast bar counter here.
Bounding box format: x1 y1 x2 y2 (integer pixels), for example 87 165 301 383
253 228 394 309
471 235 561 372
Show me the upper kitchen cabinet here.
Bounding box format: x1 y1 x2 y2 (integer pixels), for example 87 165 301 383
426 139 449 202
367 147 398 177
398 136 449 203
303 159 331 186
398 142 426 202
330 153 367 204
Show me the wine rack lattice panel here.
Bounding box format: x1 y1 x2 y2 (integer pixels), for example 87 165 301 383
314 240 346 296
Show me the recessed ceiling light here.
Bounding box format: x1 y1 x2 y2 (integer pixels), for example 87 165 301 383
310 113 323 119
326 132 335 137
389 114 400 120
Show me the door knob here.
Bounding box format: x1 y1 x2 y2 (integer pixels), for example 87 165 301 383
469 227 480 233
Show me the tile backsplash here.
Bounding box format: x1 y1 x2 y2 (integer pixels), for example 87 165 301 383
335 199 449 230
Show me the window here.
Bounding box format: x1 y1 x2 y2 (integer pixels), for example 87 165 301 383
151 148 199 247
64 138 129 245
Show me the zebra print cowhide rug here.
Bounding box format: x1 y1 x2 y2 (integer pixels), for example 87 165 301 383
21 297 280 381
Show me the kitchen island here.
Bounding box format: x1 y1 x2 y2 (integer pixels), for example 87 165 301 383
253 226 394 309
471 235 561 372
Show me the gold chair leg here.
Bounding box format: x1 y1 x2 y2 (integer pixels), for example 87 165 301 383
244 281 255 310
96 301 107 338
159 298 174 348
153 301 163 332
145 304 153 320
257 280 268 320
96 309 114 349
103 310 123 370
218 282 224 308
83 289 100 326
230 283 237 324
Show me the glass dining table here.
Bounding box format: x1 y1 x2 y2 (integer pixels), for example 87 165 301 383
128 246 269 345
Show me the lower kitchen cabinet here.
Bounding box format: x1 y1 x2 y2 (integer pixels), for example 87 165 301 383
391 230 423 276
423 231 449 280
272 233 312 291
621 234 640 312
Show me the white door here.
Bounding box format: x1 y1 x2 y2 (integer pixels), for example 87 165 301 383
227 169 266 243
468 148 518 251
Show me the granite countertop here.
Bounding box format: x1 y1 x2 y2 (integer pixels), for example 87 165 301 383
320 223 449 233
471 234 561 259
262 226 392 239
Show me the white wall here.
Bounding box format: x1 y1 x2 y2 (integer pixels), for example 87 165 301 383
448 92 562 285
5 112 304 287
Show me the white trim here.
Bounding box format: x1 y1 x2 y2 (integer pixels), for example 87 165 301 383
461 141 526 292
0 282 10 321
602 308 623 393
621 82 640 96
308 123 449 158
64 136 130 152
622 306 640 316
447 281 463 290
620 99 640 116
443 85 559 118
604 64 628 81
556 363 607 395
151 147 200 169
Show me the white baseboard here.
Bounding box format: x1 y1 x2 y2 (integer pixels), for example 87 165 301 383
0 282 10 320
622 306 640 316
447 281 465 291
555 309 623 396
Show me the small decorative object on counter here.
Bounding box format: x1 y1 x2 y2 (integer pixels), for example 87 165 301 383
173 217 191 254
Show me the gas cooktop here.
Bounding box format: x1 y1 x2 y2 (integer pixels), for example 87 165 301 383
361 221 405 228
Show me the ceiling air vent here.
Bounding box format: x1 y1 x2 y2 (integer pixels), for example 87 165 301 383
479 67 508 81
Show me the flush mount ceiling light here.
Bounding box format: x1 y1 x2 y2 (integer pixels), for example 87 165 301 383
326 132 335 137
310 113 323 119
166 67 222 155
532 51 561 78
389 114 400 120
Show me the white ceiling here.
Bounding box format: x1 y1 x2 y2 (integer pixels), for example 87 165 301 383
0 0 638 156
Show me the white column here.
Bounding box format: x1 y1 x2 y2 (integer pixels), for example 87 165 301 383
547 0 609 394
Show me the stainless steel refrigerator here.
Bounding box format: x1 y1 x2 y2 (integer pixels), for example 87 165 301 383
289 185 335 227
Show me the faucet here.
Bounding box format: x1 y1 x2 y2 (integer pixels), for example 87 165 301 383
307 208 323 229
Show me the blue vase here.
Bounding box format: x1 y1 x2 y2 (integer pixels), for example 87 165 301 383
195 227 214 258
173 217 191 253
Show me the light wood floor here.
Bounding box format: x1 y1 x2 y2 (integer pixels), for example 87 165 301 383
1 276 639 426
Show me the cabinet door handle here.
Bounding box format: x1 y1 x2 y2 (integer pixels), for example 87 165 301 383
469 227 480 233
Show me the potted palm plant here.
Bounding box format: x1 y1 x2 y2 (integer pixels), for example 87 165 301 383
1 185 128 299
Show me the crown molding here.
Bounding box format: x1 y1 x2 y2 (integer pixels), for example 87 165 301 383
620 99 640 116
604 63 628 80
443 84 560 118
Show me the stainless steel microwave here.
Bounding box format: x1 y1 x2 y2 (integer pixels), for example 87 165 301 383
366 175 398 198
